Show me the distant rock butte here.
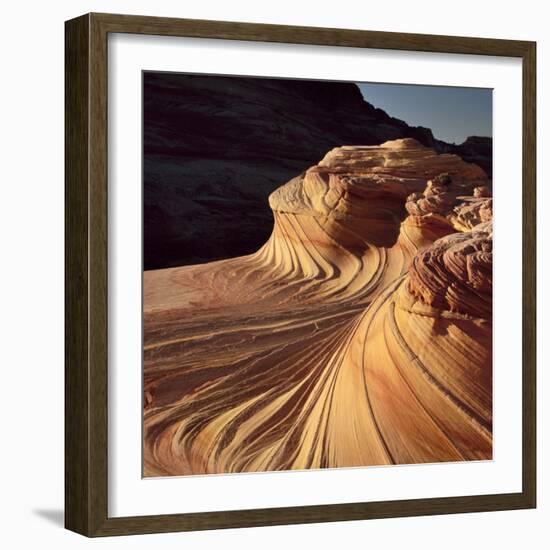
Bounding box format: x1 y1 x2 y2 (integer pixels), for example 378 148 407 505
143 140 493 477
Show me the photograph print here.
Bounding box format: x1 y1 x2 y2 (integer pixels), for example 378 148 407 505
142 73 493 477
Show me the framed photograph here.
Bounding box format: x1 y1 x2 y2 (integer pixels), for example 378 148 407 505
65 12 536 536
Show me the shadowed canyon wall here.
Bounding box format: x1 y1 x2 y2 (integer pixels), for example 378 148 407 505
144 73 492 269
143 139 493 476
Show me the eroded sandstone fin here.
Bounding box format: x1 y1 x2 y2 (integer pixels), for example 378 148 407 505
143 139 493 476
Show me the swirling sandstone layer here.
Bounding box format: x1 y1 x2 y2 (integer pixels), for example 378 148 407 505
144 73 493 269
143 139 492 476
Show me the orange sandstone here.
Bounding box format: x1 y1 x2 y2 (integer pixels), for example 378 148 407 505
143 139 492 476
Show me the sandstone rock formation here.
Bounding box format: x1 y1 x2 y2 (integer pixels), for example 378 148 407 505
143 139 492 476
144 73 492 269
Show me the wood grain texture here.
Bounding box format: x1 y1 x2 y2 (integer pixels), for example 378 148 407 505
92 11 533 57
64 12 536 537
65 14 91 535
521 42 537 508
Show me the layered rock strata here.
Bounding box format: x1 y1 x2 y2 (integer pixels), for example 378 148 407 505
144 73 493 268
143 139 492 476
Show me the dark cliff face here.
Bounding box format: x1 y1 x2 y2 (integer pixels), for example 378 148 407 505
144 73 491 270
452 136 493 178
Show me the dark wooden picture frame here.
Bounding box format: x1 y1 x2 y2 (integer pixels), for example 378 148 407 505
65 12 536 537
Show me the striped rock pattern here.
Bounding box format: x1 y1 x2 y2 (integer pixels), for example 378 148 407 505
143 139 492 476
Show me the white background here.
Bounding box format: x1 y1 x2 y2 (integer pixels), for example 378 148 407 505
0 0 547 548
109 35 523 517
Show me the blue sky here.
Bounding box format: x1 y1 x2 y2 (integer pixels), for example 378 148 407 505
357 82 492 144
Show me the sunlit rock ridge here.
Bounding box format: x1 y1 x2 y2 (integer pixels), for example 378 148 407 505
144 73 493 269
143 139 492 476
